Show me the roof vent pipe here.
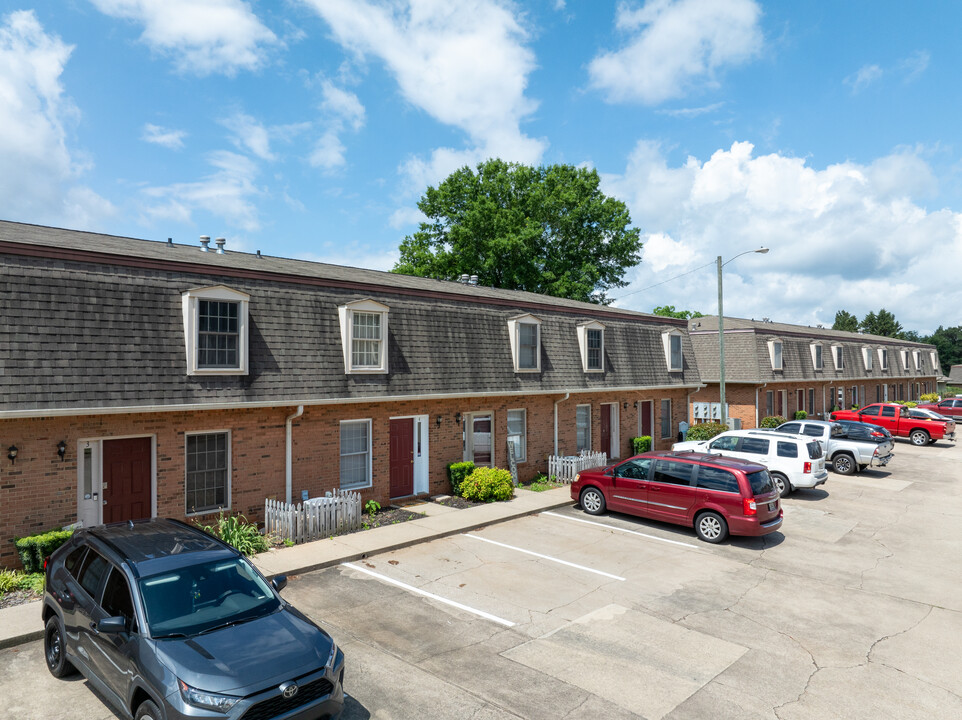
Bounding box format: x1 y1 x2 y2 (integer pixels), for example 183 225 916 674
214 237 226 254
469 275 478 286
460 274 469 284
199 235 211 252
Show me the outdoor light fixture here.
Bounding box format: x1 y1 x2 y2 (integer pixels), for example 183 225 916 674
633 401 638 409
454 412 462 425
7 445 17 464
623 402 628 410
436 415 442 428
57 440 67 462
718 247 770 427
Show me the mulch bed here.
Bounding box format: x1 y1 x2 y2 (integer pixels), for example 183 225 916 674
356 507 423 530
0 589 41 610
431 495 484 510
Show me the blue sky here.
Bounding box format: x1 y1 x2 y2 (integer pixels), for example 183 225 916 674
2 1 961 334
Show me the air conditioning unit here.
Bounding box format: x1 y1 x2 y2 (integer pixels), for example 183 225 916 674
726 417 741 430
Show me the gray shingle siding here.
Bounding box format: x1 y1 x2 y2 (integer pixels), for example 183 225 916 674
1 223 700 414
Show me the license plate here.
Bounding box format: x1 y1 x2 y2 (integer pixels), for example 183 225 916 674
768 502 777 511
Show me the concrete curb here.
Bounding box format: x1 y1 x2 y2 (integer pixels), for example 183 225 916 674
0 489 575 650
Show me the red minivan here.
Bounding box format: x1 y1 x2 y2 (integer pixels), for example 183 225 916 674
570 450 783 543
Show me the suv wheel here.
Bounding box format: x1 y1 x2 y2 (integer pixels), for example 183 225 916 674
135 700 162 720
695 512 728 543
910 430 930 446
771 473 791 498
579 487 606 516
44 616 76 678
832 453 855 475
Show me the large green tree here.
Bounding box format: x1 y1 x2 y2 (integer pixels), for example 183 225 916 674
925 325 962 371
833 310 859 332
392 159 643 304
652 305 703 319
860 308 903 338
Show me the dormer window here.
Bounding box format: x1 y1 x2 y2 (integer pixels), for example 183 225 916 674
832 345 844 370
877 348 888 371
662 329 683 372
577 321 605 373
930 351 938 371
862 347 873 371
913 350 921 370
811 343 823 371
182 286 250 375
338 299 389 374
768 340 784 371
507 314 542 372
901 349 910 370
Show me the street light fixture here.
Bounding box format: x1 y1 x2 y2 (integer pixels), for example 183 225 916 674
718 247 769 427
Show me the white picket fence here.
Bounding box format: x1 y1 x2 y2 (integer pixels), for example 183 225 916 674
264 489 362 544
548 451 608 484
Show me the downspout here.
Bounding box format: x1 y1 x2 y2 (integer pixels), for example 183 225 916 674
756 383 767 429
554 393 570 456
285 405 304 504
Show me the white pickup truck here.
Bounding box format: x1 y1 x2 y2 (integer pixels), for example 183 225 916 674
774 419 894 475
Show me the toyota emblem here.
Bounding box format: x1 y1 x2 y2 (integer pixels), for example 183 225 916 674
279 681 299 699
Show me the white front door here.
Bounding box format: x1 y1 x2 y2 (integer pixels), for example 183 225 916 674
413 415 429 494
77 441 102 528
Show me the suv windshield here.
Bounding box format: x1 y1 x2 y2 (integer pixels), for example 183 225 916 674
747 470 774 495
139 557 279 637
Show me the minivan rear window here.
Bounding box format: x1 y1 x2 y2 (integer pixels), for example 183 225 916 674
747 470 774 495
806 441 822 459
695 466 739 493
776 441 798 458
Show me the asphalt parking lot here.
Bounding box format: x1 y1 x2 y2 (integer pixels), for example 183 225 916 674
2 438 960 719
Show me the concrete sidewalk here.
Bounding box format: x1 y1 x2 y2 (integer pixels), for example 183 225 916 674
0 486 573 650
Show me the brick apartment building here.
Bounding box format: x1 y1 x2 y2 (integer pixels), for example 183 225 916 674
0 220 702 568
687 316 941 429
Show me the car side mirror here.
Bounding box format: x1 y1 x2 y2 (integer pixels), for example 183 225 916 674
271 576 288 593
98 616 127 634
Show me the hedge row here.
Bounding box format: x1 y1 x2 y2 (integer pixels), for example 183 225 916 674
15 530 74 573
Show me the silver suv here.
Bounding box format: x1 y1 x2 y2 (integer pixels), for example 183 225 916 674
673 429 828 497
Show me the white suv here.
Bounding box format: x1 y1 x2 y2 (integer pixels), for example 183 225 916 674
673 429 828 497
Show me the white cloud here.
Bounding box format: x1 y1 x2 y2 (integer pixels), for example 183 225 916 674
845 63 883 93
221 112 275 161
303 0 546 187
142 122 186 149
589 0 763 104
0 10 115 228
91 0 278 76
900 50 929 83
298 246 399 272
659 101 725 118
603 140 962 334
140 151 262 231
309 80 366 170
388 205 425 229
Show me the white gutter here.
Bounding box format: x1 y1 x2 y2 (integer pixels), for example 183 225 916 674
553 393 570 456
0 383 706 420
285 405 304 504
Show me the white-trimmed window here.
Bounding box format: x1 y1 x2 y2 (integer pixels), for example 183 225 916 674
182 286 250 375
811 343 823 371
832 345 844 370
340 420 372 490
878 348 889 371
862 347 873 371
930 351 938 371
900 349 910 370
768 340 784 371
338 299 389 374
913 350 921 370
185 431 230 515
576 321 605 372
576 404 591 452
507 409 527 463
662 329 684 372
507 314 541 372
660 399 672 438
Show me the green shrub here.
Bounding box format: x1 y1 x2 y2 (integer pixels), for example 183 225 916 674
684 422 727 441
794 410 807 420
630 436 652 454
196 513 271 556
760 416 787 429
14 529 74 574
447 461 476 495
460 467 515 503
919 393 939 402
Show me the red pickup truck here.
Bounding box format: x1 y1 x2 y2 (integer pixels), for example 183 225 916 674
831 403 957 446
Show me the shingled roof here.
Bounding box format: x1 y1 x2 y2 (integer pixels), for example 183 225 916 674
0 220 701 417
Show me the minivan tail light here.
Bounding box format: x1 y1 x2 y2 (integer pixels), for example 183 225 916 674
803 462 812 473
743 498 757 516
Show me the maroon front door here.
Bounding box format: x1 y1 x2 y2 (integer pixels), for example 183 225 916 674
640 401 653 437
600 405 612 458
390 418 415 498
102 438 151 523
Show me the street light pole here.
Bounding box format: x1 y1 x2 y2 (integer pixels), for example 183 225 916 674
717 248 769 428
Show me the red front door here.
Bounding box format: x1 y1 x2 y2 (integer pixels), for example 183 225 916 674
600 405 612 458
390 418 415 498
102 438 151 523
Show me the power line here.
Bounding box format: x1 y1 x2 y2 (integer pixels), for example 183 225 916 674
613 260 716 301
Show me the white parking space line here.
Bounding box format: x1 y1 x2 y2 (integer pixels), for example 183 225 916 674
542 511 700 549
340 562 516 627
463 533 626 581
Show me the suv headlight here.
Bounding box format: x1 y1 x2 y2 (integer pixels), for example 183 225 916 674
327 640 340 668
178 679 239 712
